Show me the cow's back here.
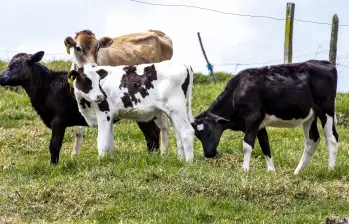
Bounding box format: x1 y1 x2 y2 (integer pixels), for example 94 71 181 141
99 61 187 119
98 30 173 66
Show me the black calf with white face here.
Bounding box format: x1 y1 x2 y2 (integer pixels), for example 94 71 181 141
192 60 339 174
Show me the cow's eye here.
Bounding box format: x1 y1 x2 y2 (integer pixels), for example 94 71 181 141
10 62 20 70
76 47 82 52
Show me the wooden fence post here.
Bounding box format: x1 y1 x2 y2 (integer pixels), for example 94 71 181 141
284 2 295 64
329 14 339 66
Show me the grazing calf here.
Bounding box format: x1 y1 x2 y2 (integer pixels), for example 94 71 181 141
68 61 195 161
191 60 338 174
0 51 162 164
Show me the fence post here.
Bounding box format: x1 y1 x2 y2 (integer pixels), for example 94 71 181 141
284 2 295 64
329 14 339 66
197 32 217 84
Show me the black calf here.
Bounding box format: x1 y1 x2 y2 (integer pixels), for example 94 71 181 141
192 60 339 174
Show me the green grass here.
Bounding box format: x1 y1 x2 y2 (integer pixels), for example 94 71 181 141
0 61 349 223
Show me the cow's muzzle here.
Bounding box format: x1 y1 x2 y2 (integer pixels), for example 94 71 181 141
94 94 105 103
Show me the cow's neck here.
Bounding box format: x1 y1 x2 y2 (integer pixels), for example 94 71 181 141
97 48 113 65
205 76 242 131
207 76 240 119
23 64 69 102
207 92 234 119
22 64 52 96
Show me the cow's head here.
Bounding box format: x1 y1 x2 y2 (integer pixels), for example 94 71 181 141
68 66 108 103
191 112 230 158
0 51 44 86
64 30 113 68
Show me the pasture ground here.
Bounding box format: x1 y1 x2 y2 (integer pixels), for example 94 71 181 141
0 61 349 223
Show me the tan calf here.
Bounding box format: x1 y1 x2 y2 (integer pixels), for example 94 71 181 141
64 29 173 68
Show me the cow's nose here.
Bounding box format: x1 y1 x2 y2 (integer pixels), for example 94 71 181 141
96 95 105 102
204 151 217 158
87 63 97 68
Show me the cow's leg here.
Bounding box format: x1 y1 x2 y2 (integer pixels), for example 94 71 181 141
257 128 275 172
96 114 114 156
320 114 339 168
154 112 169 155
171 119 184 160
49 119 66 164
137 120 160 152
318 102 339 169
294 116 320 175
242 114 262 171
72 126 84 156
169 111 194 162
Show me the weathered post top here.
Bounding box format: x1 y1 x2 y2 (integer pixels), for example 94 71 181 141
284 2 295 64
329 14 339 66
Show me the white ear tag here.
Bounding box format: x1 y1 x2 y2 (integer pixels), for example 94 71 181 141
197 124 204 131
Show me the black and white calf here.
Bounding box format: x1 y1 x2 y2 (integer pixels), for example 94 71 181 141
192 60 339 174
68 61 195 162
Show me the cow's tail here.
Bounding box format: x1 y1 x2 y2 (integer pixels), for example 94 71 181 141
185 65 194 123
334 99 337 124
333 64 338 125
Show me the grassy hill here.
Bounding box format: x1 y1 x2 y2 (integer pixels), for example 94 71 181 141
0 60 348 223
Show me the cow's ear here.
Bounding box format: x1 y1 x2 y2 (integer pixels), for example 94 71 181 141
98 37 113 48
28 51 44 64
64 36 76 54
208 113 230 124
215 116 230 124
96 69 108 79
67 70 79 86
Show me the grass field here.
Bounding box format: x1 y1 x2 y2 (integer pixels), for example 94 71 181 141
0 61 349 223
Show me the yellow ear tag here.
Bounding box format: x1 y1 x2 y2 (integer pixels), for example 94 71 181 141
66 44 71 54
67 75 74 87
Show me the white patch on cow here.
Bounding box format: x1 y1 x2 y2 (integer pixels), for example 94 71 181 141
294 116 319 175
76 96 98 126
323 114 338 168
136 67 144 76
197 124 204 131
259 109 314 129
96 112 114 156
294 139 319 175
242 141 252 171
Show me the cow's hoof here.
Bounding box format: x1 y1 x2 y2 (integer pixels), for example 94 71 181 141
267 168 276 173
